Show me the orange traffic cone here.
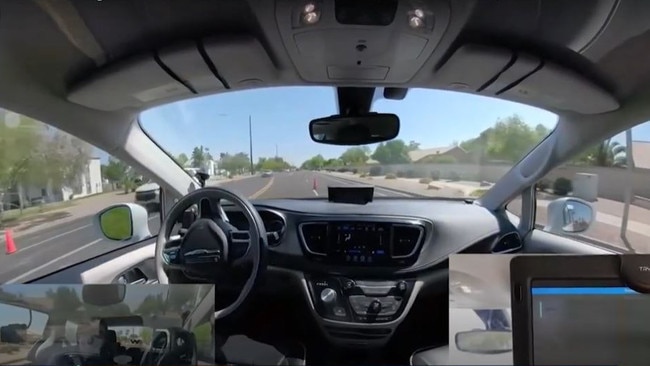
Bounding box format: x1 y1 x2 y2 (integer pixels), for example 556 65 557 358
313 178 318 190
5 229 16 255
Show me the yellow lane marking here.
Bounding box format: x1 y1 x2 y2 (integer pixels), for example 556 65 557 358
249 176 275 199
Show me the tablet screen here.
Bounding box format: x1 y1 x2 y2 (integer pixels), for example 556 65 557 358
531 280 650 365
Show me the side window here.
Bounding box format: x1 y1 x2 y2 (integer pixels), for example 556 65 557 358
0 108 162 283
0 303 48 363
192 310 214 363
535 123 648 252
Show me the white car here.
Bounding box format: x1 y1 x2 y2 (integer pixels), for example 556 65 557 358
134 181 160 213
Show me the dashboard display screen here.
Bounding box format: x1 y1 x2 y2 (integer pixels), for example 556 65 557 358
328 222 390 264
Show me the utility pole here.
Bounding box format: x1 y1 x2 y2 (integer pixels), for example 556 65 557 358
249 115 254 174
275 144 278 158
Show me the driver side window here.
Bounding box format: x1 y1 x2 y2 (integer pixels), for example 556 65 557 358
534 122 650 253
0 108 163 283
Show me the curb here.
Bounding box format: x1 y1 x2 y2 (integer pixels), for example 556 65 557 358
323 174 428 198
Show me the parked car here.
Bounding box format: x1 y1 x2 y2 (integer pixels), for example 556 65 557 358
134 181 160 213
261 171 273 177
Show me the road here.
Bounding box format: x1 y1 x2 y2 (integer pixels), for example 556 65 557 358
0 171 417 283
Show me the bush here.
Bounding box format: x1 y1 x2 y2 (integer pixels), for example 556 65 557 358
536 179 552 191
419 178 432 184
396 171 405 178
369 166 382 176
351 169 358 174
360 173 368 178
448 171 461 181
430 170 441 180
385 174 397 179
553 177 573 196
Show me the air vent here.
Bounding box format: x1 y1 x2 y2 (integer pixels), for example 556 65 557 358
492 232 522 253
299 223 328 255
260 210 286 247
391 224 424 258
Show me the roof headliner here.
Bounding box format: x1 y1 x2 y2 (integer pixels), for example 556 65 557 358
2 0 650 192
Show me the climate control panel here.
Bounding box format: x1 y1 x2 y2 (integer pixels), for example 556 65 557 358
306 275 414 323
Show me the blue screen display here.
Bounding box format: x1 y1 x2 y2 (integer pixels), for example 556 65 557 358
530 284 650 365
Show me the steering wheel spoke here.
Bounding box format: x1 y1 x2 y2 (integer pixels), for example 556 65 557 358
229 230 251 264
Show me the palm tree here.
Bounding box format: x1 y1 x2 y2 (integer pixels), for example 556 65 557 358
578 138 627 167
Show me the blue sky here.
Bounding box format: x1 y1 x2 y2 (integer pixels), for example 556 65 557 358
94 86 650 166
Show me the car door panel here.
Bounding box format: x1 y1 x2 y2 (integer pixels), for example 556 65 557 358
521 229 618 254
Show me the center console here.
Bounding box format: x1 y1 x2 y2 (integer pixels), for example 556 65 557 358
298 218 429 346
306 275 415 324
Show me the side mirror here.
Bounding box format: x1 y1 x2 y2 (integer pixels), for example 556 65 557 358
455 330 512 354
544 197 595 235
95 203 151 242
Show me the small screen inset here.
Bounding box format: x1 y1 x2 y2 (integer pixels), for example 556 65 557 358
531 282 650 365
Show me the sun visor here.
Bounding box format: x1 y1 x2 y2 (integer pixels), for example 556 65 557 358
435 44 515 92
499 62 620 114
68 36 276 111
435 44 619 114
67 54 193 111
202 35 278 88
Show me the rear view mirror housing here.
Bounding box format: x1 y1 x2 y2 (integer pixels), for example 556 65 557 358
455 329 512 354
309 113 399 146
82 285 126 306
95 203 151 242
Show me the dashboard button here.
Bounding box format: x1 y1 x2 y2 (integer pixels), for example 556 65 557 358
333 307 347 317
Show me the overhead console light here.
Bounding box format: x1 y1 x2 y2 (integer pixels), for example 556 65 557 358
409 9 424 28
302 2 321 25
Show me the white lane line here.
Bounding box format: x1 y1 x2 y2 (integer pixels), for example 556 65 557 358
375 191 387 197
313 189 319 197
17 224 92 252
7 238 102 283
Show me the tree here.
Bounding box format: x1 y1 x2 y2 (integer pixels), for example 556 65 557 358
371 140 411 164
191 146 212 168
103 158 129 183
301 154 326 170
460 115 551 163
46 286 83 323
256 156 291 171
572 138 627 167
407 141 420 151
176 153 189 167
339 147 370 165
0 114 92 212
221 152 250 174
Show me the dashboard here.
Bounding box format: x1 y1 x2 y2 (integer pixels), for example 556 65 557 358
223 198 522 276
220 198 522 346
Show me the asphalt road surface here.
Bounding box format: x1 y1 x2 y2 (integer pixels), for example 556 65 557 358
0 171 419 283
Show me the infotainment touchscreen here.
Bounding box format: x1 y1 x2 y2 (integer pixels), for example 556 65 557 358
328 222 390 264
530 280 650 365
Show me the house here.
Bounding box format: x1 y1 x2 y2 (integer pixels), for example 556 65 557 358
408 145 469 163
631 141 650 169
4 157 104 208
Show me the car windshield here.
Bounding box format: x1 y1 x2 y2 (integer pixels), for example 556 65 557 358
140 87 557 200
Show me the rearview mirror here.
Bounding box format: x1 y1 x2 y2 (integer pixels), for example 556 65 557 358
309 113 399 145
544 197 595 235
455 329 512 354
95 203 152 242
82 285 126 306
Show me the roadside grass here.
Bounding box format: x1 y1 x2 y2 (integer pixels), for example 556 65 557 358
470 189 488 197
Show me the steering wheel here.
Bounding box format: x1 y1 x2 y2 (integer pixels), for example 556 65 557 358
155 186 268 319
